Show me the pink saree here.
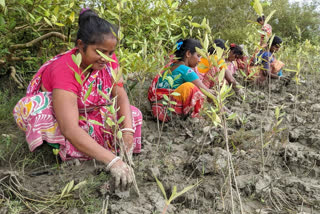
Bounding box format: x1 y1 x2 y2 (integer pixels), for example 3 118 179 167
13 49 142 161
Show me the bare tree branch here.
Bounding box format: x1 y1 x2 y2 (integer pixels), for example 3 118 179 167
10 32 67 50
10 66 24 89
178 0 189 9
0 57 34 66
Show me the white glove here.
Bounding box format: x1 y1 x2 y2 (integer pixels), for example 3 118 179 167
106 157 133 191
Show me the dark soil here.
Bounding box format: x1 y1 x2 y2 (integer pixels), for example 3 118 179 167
0 75 320 214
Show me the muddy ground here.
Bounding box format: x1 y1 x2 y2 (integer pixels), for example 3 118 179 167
0 74 320 214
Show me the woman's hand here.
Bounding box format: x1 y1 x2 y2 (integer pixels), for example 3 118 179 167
108 158 133 191
122 133 134 154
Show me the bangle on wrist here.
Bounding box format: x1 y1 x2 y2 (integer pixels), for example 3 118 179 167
120 128 135 134
106 156 121 171
122 132 134 135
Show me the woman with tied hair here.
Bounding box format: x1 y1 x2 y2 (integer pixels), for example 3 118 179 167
226 43 245 77
148 38 214 122
257 15 272 46
13 8 142 190
255 35 285 84
197 39 243 95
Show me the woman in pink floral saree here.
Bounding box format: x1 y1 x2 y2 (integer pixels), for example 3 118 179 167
13 8 141 190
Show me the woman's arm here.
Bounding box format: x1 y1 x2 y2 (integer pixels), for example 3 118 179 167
192 78 215 95
266 69 280 79
52 89 116 164
111 85 134 150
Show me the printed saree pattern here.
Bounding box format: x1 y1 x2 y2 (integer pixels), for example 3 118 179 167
13 49 142 160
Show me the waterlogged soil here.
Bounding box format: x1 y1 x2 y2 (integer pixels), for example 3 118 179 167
1 74 320 214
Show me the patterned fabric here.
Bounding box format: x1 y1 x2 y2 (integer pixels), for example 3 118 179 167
197 55 226 74
227 61 237 76
260 23 272 45
157 64 199 89
202 65 220 89
148 67 204 122
254 50 284 83
262 23 272 38
13 49 142 161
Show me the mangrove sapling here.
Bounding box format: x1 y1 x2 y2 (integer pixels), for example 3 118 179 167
196 33 244 213
155 67 181 151
97 50 140 195
70 51 140 194
154 173 200 214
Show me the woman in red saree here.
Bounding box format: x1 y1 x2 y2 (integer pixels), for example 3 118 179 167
148 39 214 122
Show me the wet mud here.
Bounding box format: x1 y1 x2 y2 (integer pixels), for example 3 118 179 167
1 75 320 214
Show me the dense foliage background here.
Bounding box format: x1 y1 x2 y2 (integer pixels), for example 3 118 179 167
0 0 319 117
0 0 319 78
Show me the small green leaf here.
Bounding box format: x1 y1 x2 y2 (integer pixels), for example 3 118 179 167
109 105 115 114
60 183 69 198
55 22 65 27
0 0 5 8
216 47 224 60
107 10 120 20
66 180 74 193
69 11 75 23
74 72 82 85
44 17 52 26
203 33 209 51
168 186 177 202
275 107 280 119
53 5 59 15
166 76 174 87
96 50 116 63
168 107 175 112
28 12 35 21
73 180 87 190
84 83 93 101
106 117 114 127
52 148 59 156
168 181 200 204
276 118 283 127
170 92 180 97
162 101 168 105
117 116 125 124
218 68 225 83
71 53 82 68
169 101 177 105
191 22 201 28
88 119 104 126
200 88 216 103
264 10 276 24
98 89 111 102
227 113 237 120
79 115 86 121
196 47 207 59
163 94 169 101
117 130 122 139
154 174 168 201
253 0 263 16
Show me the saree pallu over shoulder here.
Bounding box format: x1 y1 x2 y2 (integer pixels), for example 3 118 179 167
148 69 204 122
13 49 142 160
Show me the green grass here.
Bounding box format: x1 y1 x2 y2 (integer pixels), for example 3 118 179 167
0 88 24 122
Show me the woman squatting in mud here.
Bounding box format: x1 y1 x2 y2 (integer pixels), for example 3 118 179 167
13 9 142 190
148 38 215 122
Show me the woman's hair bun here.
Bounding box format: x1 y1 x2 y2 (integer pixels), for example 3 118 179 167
78 8 98 25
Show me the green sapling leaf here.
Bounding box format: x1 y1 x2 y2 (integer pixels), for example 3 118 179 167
74 72 82 85
96 50 116 63
84 83 93 101
117 116 125 124
117 130 122 139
